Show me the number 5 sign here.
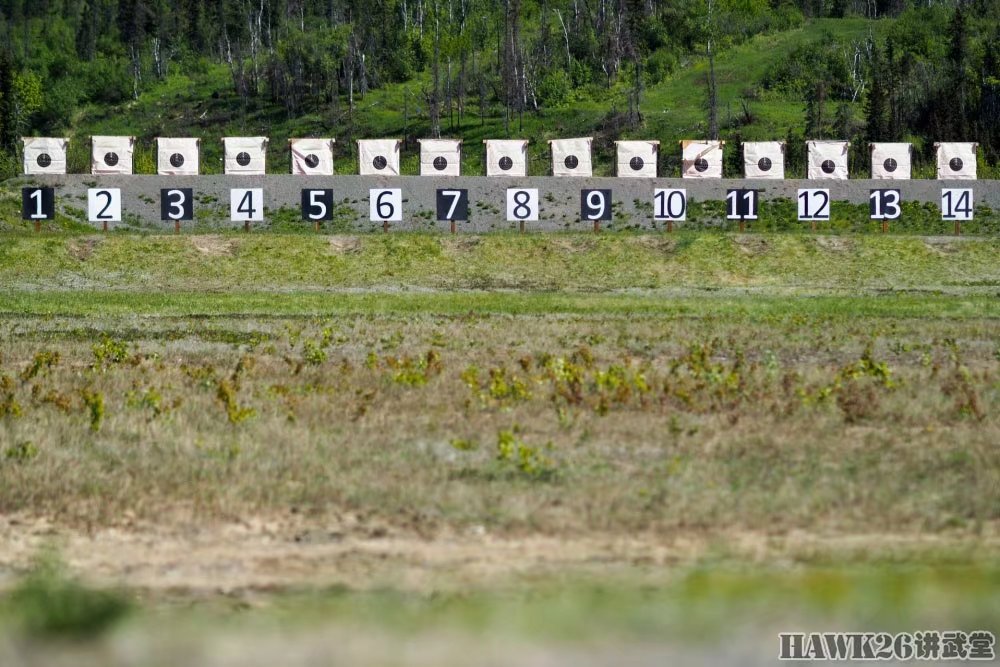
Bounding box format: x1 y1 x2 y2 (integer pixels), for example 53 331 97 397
370 189 403 222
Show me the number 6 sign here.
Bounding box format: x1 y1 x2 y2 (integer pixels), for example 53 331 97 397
370 189 403 222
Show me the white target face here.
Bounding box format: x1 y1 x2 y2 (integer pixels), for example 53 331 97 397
506 189 539 222
370 189 403 221
231 188 264 222
88 188 122 223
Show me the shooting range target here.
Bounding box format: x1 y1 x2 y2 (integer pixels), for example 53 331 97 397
616 140 658 178
419 139 461 176
22 138 68 175
91 136 135 175
157 138 200 175
290 139 336 175
870 143 912 180
223 137 268 175
359 139 401 176
743 142 785 179
935 143 977 180
807 141 849 179
681 140 723 179
485 140 528 177
550 138 593 177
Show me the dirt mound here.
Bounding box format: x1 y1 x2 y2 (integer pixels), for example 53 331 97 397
733 235 770 256
441 237 482 253
815 236 854 252
327 236 362 254
67 237 103 261
631 236 677 253
192 236 238 257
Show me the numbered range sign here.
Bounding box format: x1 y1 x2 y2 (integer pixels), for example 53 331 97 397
160 188 194 221
580 189 612 221
869 189 901 220
231 188 264 222
941 189 973 221
302 189 334 221
370 189 403 222
653 189 687 222
506 188 539 222
797 189 830 222
726 189 759 220
88 188 122 223
22 187 55 220
436 189 469 221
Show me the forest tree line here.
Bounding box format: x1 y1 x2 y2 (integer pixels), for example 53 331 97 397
0 0 999 175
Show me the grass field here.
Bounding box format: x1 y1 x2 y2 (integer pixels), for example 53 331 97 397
0 231 998 665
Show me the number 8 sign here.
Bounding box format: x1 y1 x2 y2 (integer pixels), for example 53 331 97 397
506 188 539 222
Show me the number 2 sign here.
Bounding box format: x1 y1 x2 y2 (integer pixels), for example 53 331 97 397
88 189 122 223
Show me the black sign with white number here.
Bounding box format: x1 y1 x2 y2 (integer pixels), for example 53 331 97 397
436 189 469 221
581 189 612 221
726 189 759 220
160 188 194 221
302 189 334 221
22 187 55 220
869 189 901 220
941 188 973 221
797 189 830 221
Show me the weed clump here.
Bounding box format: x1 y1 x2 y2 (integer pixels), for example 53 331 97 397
7 549 132 638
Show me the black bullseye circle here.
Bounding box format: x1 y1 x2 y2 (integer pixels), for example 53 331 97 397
236 152 251 167
104 152 119 167
169 153 185 168
433 156 448 171
373 155 387 170
36 153 51 168
499 156 513 171
883 158 897 173
304 154 319 169
564 155 579 170
629 157 644 171
757 157 772 172
821 159 836 174
694 157 709 172
949 157 964 172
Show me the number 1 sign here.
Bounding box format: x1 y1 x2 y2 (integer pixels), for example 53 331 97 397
22 187 55 222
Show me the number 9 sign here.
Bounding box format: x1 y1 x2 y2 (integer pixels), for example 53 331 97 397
581 189 612 221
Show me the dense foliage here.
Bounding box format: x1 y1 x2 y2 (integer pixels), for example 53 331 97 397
0 0 999 176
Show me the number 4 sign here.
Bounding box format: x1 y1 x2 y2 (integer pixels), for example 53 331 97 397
231 188 264 222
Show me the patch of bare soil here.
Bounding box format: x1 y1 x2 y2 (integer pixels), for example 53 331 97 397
631 236 677 253
440 236 481 253
923 238 960 254
191 236 238 257
67 237 103 261
548 237 598 253
733 235 770 256
0 512 993 597
815 236 854 252
327 235 362 254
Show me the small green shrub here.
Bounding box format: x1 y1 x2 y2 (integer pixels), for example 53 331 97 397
4 441 39 463
7 550 132 638
92 337 129 369
81 389 105 432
